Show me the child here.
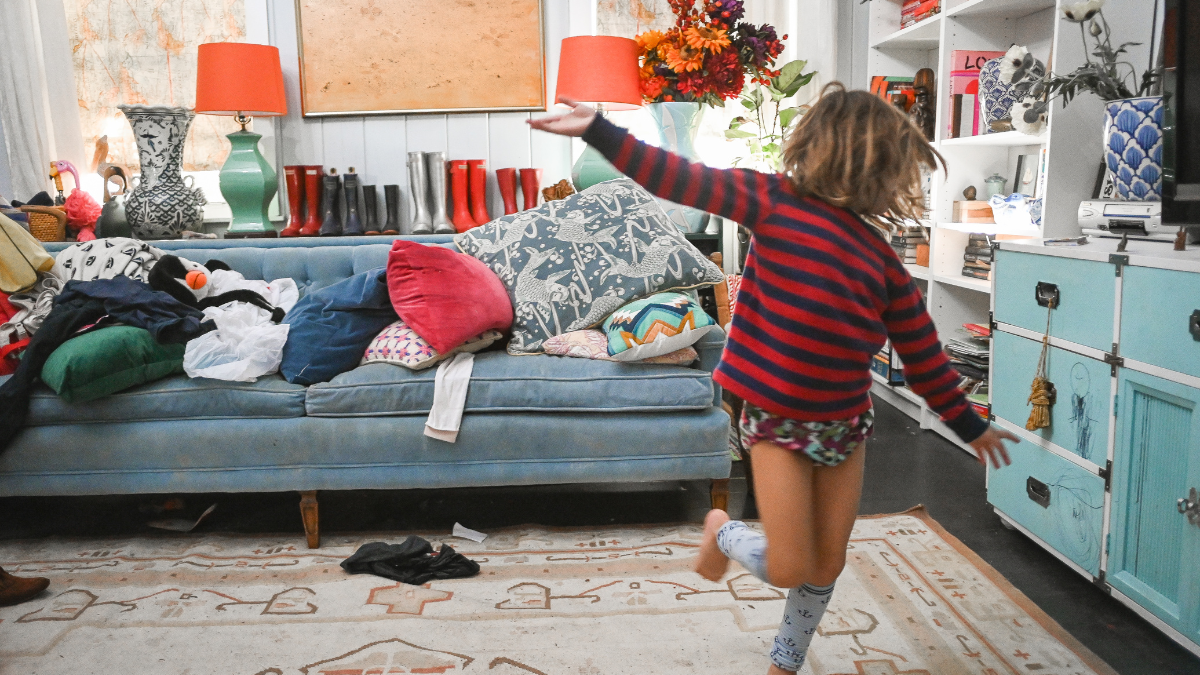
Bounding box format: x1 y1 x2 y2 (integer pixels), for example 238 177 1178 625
530 82 1017 673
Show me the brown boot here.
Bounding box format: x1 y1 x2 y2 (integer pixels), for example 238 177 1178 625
0 567 49 606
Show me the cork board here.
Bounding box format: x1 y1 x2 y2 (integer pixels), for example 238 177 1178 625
295 0 545 116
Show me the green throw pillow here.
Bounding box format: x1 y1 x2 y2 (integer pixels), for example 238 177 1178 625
41 326 185 403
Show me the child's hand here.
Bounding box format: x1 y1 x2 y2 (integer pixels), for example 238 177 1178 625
969 427 1018 469
526 97 597 137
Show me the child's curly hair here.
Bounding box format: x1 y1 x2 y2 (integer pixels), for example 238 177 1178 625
782 82 944 231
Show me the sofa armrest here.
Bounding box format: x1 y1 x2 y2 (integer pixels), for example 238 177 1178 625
693 328 726 407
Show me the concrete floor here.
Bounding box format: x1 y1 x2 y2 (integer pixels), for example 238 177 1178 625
1 400 1198 674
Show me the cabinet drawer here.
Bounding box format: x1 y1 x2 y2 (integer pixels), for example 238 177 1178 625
994 250 1116 352
1120 265 1200 379
987 442 1106 576
992 330 1111 467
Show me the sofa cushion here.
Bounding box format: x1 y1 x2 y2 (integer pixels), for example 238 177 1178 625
41 326 185 403
362 320 503 370
25 373 307 426
305 350 714 417
603 292 719 361
453 178 725 355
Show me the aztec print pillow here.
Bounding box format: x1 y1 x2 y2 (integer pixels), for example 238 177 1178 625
453 178 725 355
362 320 502 371
543 329 698 365
602 292 719 362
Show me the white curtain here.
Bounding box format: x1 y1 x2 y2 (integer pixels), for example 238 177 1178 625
0 0 85 202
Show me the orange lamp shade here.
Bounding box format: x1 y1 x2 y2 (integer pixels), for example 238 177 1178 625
555 36 641 111
195 43 287 116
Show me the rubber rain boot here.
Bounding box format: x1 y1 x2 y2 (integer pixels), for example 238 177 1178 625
519 168 542 210
383 185 402 235
449 160 473 232
342 169 363 236
299 166 323 236
426 152 455 235
496 168 518 215
407 152 433 234
319 169 342 236
280 165 304 237
362 185 380 235
467 159 490 226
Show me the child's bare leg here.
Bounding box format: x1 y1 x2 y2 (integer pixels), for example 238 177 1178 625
749 441 817 587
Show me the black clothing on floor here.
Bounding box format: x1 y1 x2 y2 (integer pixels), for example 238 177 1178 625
340 537 480 585
0 277 215 450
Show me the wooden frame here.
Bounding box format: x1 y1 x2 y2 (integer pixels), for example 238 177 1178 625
294 0 547 117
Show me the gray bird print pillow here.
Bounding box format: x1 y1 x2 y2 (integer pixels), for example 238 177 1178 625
454 178 725 354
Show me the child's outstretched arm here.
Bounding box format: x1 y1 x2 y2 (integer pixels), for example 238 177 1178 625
528 98 773 229
881 264 1017 468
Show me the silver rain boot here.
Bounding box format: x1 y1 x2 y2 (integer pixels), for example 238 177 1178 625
407 151 433 235
425 152 455 235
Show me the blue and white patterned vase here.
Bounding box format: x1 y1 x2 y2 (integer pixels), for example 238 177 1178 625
118 104 207 239
978 57 1016 134
1104 96 1163 201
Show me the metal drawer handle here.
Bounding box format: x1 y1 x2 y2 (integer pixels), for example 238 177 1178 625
1178 488 1200 526
1027 477 1051 509
1035 282 1059 309
1190 310 1200 342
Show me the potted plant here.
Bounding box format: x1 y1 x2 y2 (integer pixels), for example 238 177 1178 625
1022 0 1162 200
724 60 816 172
634 0 790 228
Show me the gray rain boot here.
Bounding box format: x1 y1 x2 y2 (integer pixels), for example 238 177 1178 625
318 169 342 237
383 185 402 235
342 169 364 236
425 152 455 235
407 151 433 235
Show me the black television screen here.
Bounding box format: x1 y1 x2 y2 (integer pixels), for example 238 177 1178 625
1165 0 1200 223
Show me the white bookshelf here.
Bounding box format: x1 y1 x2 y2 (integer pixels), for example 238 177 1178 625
864 0 1095 450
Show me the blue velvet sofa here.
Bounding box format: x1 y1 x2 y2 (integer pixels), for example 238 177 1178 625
0 237 732 546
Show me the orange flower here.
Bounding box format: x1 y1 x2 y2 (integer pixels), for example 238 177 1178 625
664 43 705 73
636 30 666 52
684 26 730 53
640 75 668 99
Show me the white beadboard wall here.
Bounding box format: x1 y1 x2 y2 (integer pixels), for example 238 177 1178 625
262 0 593 229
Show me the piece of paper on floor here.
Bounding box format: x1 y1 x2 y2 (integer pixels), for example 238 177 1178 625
147 503 217 532
452 522 487 543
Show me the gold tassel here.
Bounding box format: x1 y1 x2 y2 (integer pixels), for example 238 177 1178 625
1026 376 1052 430
1025 304 1055 431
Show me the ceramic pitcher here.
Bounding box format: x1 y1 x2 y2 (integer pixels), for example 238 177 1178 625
118 105 207 239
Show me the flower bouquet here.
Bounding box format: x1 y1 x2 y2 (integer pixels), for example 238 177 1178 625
635 0 787 106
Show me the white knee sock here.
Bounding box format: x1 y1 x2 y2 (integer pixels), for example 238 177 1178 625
714 520 834 672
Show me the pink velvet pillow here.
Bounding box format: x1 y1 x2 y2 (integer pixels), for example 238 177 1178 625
386 241 512 354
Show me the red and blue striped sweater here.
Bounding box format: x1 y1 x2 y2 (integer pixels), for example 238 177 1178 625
582 116 988 443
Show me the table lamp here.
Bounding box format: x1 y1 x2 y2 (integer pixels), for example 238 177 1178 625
195 42 287 237
555 36 641 190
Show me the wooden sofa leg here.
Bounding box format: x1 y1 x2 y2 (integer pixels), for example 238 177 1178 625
299 491 320 549
710 478 730 512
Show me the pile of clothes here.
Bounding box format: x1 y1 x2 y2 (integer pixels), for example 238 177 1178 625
0 219 297 450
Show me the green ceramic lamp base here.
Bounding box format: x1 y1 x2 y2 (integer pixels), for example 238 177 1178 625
571 145 624 191
220 129 278 236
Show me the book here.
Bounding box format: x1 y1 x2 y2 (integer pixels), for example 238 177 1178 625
961 266 992 280
870 76 916 111
964 260 992 271
964 245 993 257
948 51 1004 137
967 233 993 244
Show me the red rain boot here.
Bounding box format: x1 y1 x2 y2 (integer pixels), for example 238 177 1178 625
496 168 518 215
449 160 474 233
299 166 323 236
519 168 542 210
280 165 304 237
467 160 490 226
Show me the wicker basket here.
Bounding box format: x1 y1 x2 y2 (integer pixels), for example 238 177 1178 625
19 205 67 242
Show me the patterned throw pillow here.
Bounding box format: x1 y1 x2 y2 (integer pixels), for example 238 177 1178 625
362 321 502 370
543 329 698 365
603 292 719 362
454 178 725 355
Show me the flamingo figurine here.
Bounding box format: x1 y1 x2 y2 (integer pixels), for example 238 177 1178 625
51 160 101 242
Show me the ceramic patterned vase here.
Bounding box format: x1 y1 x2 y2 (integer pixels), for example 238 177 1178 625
118 105 207 239
646 102 709 233
1104 96 1163 201
978 57 1016 134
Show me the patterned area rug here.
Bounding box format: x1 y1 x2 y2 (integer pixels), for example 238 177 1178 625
0 507 1115 675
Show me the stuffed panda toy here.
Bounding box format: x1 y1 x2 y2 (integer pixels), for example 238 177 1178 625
148 255 286 323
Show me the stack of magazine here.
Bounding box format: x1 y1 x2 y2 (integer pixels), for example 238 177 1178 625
946 326 990 417
962 233 992 280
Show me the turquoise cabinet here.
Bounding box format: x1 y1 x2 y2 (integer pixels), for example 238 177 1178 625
1108 368 1200 643
992 331 1110 467
993 249 1116 351
987 441 1106 576
1120 265 1200 380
